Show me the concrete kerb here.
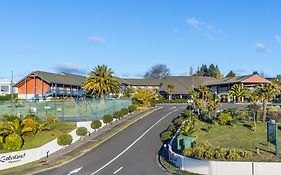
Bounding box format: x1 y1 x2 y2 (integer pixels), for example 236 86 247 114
24 107 163 175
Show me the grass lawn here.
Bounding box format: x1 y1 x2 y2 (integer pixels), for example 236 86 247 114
195 121 281 161
0 122 76 153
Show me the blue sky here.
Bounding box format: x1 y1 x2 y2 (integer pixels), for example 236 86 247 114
1 0 281 81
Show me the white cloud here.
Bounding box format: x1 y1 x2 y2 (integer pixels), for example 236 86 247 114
255 42 270 53
185 17 222 40
275 35 281 43
53 64 88 75
88 36 106 44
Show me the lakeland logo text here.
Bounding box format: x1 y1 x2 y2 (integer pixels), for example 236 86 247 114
0 153 26 163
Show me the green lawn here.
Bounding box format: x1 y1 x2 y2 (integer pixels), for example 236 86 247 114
195 121 281 161
0 122 76 153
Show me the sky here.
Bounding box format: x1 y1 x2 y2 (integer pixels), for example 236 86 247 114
1 0 281 81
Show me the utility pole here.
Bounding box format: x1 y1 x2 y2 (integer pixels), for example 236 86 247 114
11 70 15 112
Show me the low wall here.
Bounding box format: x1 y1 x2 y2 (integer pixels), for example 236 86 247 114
168 142 281 175
0 120 107 170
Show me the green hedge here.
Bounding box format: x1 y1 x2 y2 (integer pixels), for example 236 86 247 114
155 99 188 104
57 133 73 146
0 94 18 101
91 120 102 129
103 115 113 124
128 105 137 113
76 127 88 136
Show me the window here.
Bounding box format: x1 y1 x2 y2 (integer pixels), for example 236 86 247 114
1 85 9 92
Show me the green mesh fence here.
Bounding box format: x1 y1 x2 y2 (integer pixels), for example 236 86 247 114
0 98 132 122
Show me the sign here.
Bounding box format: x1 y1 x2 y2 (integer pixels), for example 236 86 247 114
267 120 279 158
30 107 36 113
0 153 26 164
57 107 62 112
45 106 51 110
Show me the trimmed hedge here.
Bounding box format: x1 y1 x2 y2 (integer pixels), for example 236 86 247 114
120 108 129 116
160 131 173 142
76 127 88 136
113 111 123 119
91 120 102 129
103 115 113 125
155 99 188 104
57 133 73 146
128 105 137 113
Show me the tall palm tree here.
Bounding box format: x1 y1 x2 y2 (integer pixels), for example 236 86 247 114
229 84 249 103
254 83 281 122
83 65 121 100
167 84 175 100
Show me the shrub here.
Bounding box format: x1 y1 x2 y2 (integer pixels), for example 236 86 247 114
1 114 18 121
46 115 59 124
120 108 129 116
238 110 249 121
113 111 123 119
136 106 147 111
103 115 113 125
250 122 256 132
167 124 176 133
91 120 102 130
3 133 23 151
57 133 73 146
160 130 173 142
76 127 88 136
128 105 137 113
183 110 197 120
217 113 232 125
173 117 184 126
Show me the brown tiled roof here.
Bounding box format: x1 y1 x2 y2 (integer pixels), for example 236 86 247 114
202 74 271 86
159 76 216 94
123 78 161 86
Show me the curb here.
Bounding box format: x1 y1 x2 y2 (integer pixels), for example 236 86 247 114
25 107 163 175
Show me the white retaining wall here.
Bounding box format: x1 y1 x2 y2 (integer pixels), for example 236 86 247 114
0 120 105 170
168 144 281 175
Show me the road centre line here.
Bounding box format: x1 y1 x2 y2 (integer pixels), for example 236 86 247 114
90 107 182 175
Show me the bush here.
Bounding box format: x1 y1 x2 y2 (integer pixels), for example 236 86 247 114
183 110 197 120
238 110 249 121
217 113 232 125
3 133 23 151
76 127 88 136
103 115 113 125
167 124 176 133
128 105 137 113
173 117 184 126
91 120 102 130
113 111 123 119
120 108 129 116
1 114 19 121
46 115 59 124
160 131 173 142
57 133 73 146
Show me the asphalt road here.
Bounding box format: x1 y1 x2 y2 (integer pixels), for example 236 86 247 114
36 105 186 175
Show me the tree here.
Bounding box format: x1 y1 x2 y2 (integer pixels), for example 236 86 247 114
180 121 196 136
225 71 236 78
253 83 281 122
208 64 216 77
76 127 88 139
229 84 249 103
198 85 211 101
144 64 171 79
215 69 222 79
133 88 158 107
91 120 102 130
123 87 134 98
83 65 121 100
103 115 113 125
57 133 73 146
167 84 175 100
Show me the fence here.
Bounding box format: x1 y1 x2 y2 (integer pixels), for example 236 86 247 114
0 98 132 121
167 121 281 175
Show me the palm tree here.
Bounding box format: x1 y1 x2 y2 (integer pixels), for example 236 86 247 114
254 83 281 122
167 84 175 100
229 84 249 103
83 65 121 100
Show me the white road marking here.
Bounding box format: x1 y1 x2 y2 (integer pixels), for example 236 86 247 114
90 107 182 175
113 166 123 174
67 167 83 175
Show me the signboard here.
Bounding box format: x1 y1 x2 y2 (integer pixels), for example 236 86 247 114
57 107 62 112
267 120 279 158
44 106 51 110
30 107 36 113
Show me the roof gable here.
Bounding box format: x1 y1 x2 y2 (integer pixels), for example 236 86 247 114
241 74 271 83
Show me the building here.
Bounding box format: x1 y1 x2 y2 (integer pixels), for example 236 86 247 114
159 76 216 99
0 80 18 96
15 71 86 100
203 74 271 102
122 78 161 89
